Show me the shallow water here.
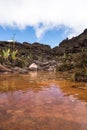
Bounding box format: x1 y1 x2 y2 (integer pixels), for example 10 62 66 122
0 72 87 130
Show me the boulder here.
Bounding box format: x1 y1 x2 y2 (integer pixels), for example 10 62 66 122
29 63 38 71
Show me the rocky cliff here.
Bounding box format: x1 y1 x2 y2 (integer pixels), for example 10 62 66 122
53 29 87 55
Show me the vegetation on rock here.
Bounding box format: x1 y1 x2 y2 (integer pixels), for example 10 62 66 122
0 29 87 82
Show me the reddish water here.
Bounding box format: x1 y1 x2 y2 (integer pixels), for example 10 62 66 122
0 72 87 130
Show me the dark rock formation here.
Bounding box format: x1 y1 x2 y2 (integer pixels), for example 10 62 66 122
0 41 52 61
53 29 87 55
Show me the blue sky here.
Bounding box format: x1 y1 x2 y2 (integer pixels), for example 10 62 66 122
0 26 72 48
0 0 87 48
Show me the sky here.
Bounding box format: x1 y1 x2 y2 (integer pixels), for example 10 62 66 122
0 0 87 48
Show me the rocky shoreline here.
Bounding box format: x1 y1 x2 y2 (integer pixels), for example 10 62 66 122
0 29 87 82
0 60 57 74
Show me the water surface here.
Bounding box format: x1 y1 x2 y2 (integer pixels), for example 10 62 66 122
0 72 87 130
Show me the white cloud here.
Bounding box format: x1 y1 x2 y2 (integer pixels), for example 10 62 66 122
0 0 87 39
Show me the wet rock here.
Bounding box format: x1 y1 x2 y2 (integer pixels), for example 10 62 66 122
34 60 57 66
13 67 28 74
29 60 57 71
0 64 12 72
47 66 56 71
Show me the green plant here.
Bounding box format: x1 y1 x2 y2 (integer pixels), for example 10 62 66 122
12 33 16 49
11 50 18 60
14 58 26 68
81 47 85 54
57 62 73 71
72 69 87 82
76 49 87 69
12 33 16 42
2 48 10 60
37 55 43 61
28 53 33 60
62 53 68 63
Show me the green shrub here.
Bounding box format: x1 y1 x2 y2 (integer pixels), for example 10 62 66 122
72 69 87 82
11 50 18 60
57 63 73 71
2 49 10 60
13 57 30 68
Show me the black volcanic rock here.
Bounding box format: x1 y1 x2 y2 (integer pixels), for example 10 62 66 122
52 29 87 55
82 29 87 34
23 42 31 46
59 38 79 48
32 42 51 51
52 46 66 55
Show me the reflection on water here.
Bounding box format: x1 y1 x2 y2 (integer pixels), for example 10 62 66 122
0 72 87 130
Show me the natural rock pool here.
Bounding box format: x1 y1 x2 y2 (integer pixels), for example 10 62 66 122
0 72 87 130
